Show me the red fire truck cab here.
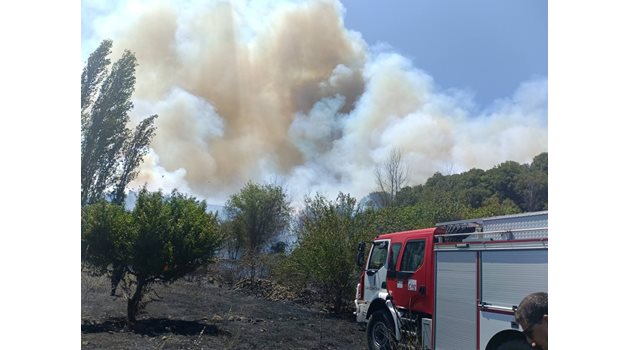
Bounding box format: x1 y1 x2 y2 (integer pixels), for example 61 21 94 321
355 211 548 350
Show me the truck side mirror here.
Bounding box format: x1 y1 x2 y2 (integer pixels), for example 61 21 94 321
356 242 366 268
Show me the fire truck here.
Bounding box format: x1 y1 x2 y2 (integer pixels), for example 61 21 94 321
354 211 548 350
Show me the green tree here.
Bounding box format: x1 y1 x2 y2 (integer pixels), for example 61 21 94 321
81 200 134 274
225 181 291 283
289 193 368 313
452 168 493 209
362 194 468 235
482 161 526 206
81 39 157 206
530 152 548 172
516 152 548 211
82 188 224 325
110 115 158 205
395 184 423 207
465 195 521 218
81 40 111 116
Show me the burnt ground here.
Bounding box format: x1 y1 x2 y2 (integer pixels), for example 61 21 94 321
81 269 367 349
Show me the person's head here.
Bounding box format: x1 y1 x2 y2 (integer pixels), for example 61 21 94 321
515 292 548 349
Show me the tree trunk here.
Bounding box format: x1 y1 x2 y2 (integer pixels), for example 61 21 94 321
127 278 146 326
334 292 343 314
110 263 125 296
247 251 256 286
249 258 256 286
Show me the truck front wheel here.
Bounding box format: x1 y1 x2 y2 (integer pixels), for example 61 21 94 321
367 309 395 350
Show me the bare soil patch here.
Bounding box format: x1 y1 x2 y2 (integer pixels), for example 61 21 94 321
81 270 366 349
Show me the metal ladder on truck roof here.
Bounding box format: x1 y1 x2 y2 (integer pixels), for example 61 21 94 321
435 211 548 243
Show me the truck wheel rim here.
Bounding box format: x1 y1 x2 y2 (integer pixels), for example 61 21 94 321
372 322 390 347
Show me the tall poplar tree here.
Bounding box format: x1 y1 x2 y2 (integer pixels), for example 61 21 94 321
81 39 157 206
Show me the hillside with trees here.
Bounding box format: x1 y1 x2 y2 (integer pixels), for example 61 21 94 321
397 152 547 213
365 152 547 234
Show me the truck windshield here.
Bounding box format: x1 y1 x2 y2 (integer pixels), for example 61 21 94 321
368 241 389 270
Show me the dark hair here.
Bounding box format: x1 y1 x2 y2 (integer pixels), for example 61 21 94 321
515 292 547 328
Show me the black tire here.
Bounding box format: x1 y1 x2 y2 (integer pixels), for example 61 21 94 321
367 309 395 350
496 338 533 350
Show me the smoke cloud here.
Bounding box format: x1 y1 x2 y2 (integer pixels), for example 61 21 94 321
82 0 548 205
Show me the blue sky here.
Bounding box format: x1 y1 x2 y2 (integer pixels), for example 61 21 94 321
340 0 547 109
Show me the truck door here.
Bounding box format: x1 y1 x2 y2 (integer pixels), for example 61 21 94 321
391 239 430 312
363 240 389 302
385 242 402 294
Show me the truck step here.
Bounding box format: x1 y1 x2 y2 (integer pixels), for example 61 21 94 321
401 329 418 336
400 317 419 325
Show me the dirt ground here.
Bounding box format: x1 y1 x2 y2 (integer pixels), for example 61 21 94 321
81 269 367 349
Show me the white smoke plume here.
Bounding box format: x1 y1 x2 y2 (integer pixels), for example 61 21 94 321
82 0 548 205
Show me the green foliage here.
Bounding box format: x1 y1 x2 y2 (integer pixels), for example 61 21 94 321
530 152 548 172
81 39 157 206
225 182 291 254
81 39 112 115
391 153 547 213
81 188 224 323
360 195 468 235
225 181 291 282
515 153 548 211
81 200 135 273
128 188 224 282
288 193 369 313
483 160 525 204
395 185 423 207
452 168 493 208
111 115 158 205
464 195 521 218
